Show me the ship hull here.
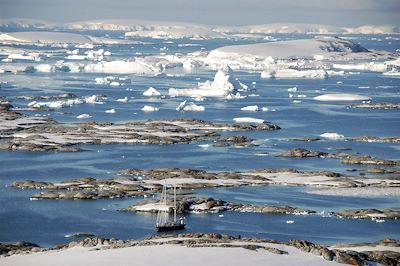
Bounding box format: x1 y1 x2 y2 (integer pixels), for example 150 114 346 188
156 223 186 232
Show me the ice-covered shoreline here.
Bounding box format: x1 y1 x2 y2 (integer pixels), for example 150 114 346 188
1 234 399 266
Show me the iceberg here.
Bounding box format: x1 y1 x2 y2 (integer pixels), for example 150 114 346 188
320 133 345 140
143 87 161 97
105 109 116 114
314 93 371 101
176 100 205 112
169 65 247 98
141 105 159 112
240 105 259 111
76 114 92 119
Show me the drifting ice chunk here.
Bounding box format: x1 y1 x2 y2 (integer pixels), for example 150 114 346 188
34 64 53 72
176 100 205 112
116 97 128 103
143 87 161 97
314 93 371 101
110 81 120 86
142 105 159 112
288 86 297 92
233 117 264 124
320 132 345 140
84 95 104 104
240 105 259 111
105 109 116 113
76 114 92 119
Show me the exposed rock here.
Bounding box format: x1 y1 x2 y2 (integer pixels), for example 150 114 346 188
351 103 400 109
12 167 399 200
341 155 400 166
336 208 400 220
15 93 77 100
276 148 330 158
334 250 365 266
0 107 280 152
122 197 315 216
0 241 41 256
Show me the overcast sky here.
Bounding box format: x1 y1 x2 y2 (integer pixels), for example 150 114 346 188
1 0 399 26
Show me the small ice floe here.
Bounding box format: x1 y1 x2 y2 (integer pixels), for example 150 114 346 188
374 219 385 223
289 94 294 98
142 105 159 112
261 107 269 112
286 220 295 224
218 214 224 218
84 95 105 104
297 94 307 98
288 86 297 92
240 105 259 111
110 81 120 86
292 100 302 103
337 81 343 84
105 109 116 114
143 87 161 97
233 117 264 124
194 96 205 101
116 97 128 103
176 100 205 112
198 144 210 148
76 114 92 119
248 94 260 97
320 132 345 140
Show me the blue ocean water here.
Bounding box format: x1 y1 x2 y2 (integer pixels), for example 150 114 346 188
0 34 399 247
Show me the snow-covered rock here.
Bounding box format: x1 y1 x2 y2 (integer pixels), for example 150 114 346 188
233 117 264 124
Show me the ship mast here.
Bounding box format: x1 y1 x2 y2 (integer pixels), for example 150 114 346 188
173 181 177 222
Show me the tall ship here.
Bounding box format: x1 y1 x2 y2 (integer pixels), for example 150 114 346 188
156 182 186 231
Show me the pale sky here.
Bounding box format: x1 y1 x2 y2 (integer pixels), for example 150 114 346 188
0 0 399 26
